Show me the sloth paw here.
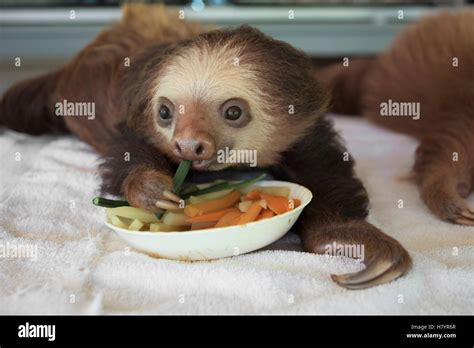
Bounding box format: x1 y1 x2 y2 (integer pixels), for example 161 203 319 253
420 179 474 226
122 166 182 212
302 220 412 290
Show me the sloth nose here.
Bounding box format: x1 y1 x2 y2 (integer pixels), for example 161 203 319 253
172 135 215 161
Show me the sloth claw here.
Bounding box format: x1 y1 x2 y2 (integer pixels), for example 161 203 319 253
333 264 405 290
449 207 474 226
156 191 183 210
155 199 180 210
332 247 411 290
163 190 182 204
303 220 412 290
330 259 393 286
420 178 474 226
454 217 474 226
331 250 411 290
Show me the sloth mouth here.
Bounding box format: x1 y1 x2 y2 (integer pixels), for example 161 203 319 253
192 159 214 170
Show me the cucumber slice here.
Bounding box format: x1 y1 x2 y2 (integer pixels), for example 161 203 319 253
182 174 266 198
172 160 192 194
110 215 129 229
189 189 234 204
93 197 129 208
246 186 291 198
107 206 160 223
163 211 191 226
128 219 145 231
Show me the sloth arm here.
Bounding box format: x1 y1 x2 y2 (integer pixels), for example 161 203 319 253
99 123 175 212
269 118 412 289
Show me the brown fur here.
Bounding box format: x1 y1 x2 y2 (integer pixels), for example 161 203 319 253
0 4 412 289
320 10 474 225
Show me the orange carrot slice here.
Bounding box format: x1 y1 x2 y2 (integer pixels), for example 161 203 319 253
185 208 239 223
245 189 262 200
257 209 275 220
215 210 242 228
191 221 216 230
236 201 263 225
184 191 241 217
260 193 290 215
290 199 301 209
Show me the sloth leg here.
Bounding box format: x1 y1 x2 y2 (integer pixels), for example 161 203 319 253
298 211 412 290
271 118 411 289
414 129 474 225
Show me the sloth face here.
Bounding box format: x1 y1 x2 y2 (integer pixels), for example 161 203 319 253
127 26 328 170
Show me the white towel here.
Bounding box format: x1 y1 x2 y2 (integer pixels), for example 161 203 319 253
0 115 473 314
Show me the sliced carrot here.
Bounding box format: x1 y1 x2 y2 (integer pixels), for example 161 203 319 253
290 199 301 209
215 210 242 228
245 189 262 200
238 200 253 212
185 208 239 223
257 209 275 221
236 201 263 225
184 191 241 217
260 192 290 215
191 221 216 230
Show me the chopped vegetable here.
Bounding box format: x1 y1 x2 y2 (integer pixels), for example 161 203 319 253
182 173 266 198
96 164 302 232
189 189 234 204
236 201 263 225
238 200 253 212
128 219 145 231
215 210 243 228
163 211 190 226
184 191 241 218
245 186 290 199
180 179 227 197
172 160 192 194
291 199 301 209
107 206 160 223
93 197 129 208
150 223 189 232
185 208 239 223
245 189 262 200
191 221 216 230
110 215 129 229
182 182 230 198
260 192 291 215
257 209 275 221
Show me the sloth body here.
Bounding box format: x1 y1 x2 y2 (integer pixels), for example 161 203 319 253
1 5 411 289
321 10 474 225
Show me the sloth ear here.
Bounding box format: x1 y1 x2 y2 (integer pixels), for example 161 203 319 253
1 70 68 135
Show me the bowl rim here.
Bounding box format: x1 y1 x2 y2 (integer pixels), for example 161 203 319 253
105 180 313 236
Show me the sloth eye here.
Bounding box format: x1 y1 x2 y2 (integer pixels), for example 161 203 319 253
159 105 171 120
221 98 250 128
224 106 242 121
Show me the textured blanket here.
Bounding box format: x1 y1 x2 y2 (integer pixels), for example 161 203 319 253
0 116 472 314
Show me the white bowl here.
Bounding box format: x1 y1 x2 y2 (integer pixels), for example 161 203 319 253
105 180 313 261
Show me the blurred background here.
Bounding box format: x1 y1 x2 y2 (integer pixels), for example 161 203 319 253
1 0 473 93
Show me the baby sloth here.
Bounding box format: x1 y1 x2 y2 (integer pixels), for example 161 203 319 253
1 5 411 289
319 10 474 225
